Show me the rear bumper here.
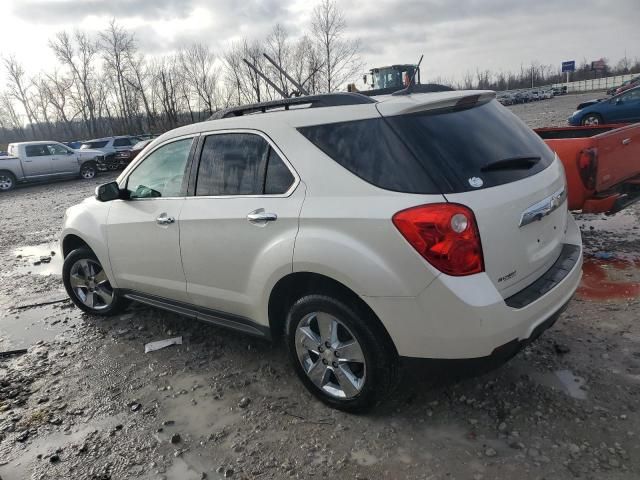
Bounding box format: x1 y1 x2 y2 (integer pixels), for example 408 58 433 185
364 215 583 359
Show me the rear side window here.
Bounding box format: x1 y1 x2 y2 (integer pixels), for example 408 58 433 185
298 118 438 193
387 100 555 192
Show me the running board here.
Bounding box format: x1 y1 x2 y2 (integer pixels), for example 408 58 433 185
121 291 270 339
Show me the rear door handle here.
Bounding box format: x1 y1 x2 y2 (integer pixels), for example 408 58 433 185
247 209 278 225
622 138 631 145
156 213 175 225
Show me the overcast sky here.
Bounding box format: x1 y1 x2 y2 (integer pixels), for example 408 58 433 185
1 0 639 86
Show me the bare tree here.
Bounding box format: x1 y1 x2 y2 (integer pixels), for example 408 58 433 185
311 0 362 92
3 56 38 137
99 20 138 132
50 31 99 136
179 43 220 117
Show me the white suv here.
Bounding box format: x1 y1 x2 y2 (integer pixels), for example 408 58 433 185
60 91 583 411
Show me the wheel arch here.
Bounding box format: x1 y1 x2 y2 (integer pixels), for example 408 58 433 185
61 233 92 258
267 271 398 355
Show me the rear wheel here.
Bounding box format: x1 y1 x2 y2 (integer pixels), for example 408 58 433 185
286 295 397 412
80 162 97 180
0 171 16 192
63 247 127 316
582 113 603 126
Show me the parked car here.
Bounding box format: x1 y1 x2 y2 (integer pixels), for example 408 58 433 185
129 139 152 160
63 141 83 150
0 141 102 191
529 90 541 101
552 86 567 96
61 91 583 411
568 86 640 126
614 75 640 96
80 136 141 171
536 123 640 214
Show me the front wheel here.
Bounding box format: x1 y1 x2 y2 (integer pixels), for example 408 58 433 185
80 163 97 180
286 295 397 412
0 171 16 192
582 113 603 126
63 247 127 316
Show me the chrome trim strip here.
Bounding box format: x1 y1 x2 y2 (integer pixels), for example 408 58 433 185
519 186 567 228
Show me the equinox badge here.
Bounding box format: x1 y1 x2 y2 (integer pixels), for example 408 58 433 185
519 187 567 227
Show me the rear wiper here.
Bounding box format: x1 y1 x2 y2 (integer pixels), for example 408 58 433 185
480 155 541 172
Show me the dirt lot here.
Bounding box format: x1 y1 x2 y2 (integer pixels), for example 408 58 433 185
1 93 639 480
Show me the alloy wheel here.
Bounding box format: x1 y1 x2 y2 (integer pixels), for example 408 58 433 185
0 175 14 191
295 311 366 399
583 115 600 126
81 167 96 179
68 258 113 310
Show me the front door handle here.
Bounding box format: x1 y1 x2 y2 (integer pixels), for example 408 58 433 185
156 213 175 225
247 209 278 225
622 138 631 146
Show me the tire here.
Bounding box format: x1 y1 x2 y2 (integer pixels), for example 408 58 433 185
582 113 603 126
286 295 397 412
79 162 97 180
63 247 127 316
0 171 16 192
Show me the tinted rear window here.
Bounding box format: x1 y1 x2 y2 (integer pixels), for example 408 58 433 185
387 100 554 192
297 118 438 193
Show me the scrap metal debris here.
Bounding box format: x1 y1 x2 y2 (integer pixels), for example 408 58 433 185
144 336 183 353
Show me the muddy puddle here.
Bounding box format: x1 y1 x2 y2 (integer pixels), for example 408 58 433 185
0 304 80 350
578 255 640 301
9 242 63 276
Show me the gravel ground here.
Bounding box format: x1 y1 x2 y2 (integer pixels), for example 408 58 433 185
1 94 640 480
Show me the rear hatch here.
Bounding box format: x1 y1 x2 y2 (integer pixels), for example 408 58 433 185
381 96 568 297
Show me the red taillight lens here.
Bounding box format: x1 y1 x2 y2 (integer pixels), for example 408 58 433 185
577 148 598 190
392 203 484 276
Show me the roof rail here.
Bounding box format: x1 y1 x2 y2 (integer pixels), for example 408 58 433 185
208 93 377 120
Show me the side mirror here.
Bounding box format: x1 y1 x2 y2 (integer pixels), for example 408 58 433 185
95 181 122 202
67 150 74 155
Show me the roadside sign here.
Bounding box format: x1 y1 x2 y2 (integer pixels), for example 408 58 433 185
591 59 606 71
562 61 576 73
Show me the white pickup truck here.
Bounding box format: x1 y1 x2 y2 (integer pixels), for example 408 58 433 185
0 141 104 191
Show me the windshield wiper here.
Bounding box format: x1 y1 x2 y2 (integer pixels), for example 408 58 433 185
481 155 541 172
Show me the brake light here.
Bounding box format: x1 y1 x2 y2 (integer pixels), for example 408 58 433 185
577 148 598 190
392 203 484 276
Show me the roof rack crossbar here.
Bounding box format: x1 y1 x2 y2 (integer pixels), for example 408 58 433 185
208 93 376 120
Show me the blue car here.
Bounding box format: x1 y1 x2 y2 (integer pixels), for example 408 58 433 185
569 86 640 126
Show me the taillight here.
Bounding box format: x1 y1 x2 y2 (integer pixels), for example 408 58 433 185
392 203 484 276
577 148 598 190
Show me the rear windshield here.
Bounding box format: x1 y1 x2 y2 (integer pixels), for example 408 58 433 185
81 141 108 149
387 100 555 192
298 100 553 193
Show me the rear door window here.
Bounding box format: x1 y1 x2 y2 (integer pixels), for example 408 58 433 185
25 145 50 157
264 149 295 194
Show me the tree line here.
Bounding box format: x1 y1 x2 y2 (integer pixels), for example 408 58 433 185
0 0 362 146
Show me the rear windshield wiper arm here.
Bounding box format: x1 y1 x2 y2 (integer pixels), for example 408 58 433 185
480 155 541 172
